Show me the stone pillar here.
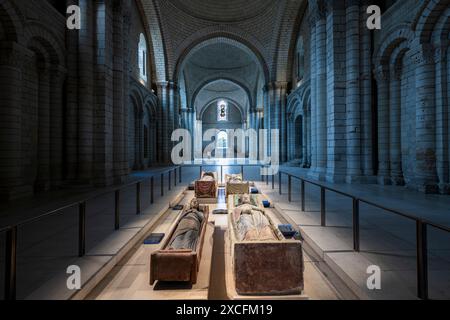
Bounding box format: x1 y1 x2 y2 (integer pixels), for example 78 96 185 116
302 114 308 166
309 0 327 180
345 1 362 182
138 111 145 169
413 44 439 193
262 86 271 155
157 82 169 164
360 2 375 180
0 42 29 200
266 82 288 163
309 13 317 171
50 66 67 188
189 108 195 161
78 0 95 183
113 0 127 183
389 67 404 185
93 0 114 186
122 0 131 172
157 81 178 164
306 108 312 167
65 0 79 182
35 64 51 192
375 65 391 184
286 113 293 161
435 45 449 194
325 1 346 183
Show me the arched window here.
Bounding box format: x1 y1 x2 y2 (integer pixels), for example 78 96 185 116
217 100 228 121
217 131 228 150
138 33 148 83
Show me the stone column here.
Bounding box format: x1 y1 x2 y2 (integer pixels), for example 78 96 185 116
0 42 28 200
413 44 439 193
113 0 127 183
360 1 374 180
50 66 67 188
156 81 179 164
122 0 131 173
266 82 288 163
157 82 169 164
389 66 404 185
309 12 317 171
78 0 94 183
346 1 362 182
307 108 312 167
262 88 271 159
435 46 449 194
65 0 79 182
375 65 391 185
309 0 327 180
35 64 51 192
287 113 293 161
302 114 308 166
138 111 145 169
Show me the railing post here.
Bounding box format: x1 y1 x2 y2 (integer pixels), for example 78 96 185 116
161 173 164 196
416 221 428 300
279 172 282 195
4 226 17 301
288 175 292 202
136 182 141 215
301 180 305 212
115 190 120 230
353 198 360 252
150 176 154 204
174 168 177 186
168 171 172 191
320 187 326 227
272 173 275 189
199 166 202 179
79 202 86 257
241 165 244 180
179 166 182 183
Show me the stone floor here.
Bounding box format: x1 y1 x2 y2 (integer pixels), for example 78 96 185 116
0 163 449 300
260 166 450 300
0 166 199 300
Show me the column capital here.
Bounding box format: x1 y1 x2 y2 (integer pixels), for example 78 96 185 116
264 81 289 92
373 65 389 83
308 0 327 24
308 0 327 26
156 81 178 91
412 43 436 66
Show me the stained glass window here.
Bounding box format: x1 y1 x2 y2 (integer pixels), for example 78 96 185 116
217 100 228 121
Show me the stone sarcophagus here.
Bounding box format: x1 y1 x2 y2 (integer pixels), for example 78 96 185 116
195 171 218 199
227 195 304 296
225 174 250 197
150 205 209 285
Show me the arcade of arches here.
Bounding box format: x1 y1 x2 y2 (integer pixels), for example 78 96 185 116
0 0 449 202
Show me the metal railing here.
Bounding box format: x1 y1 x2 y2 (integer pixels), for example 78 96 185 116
269 169 450 300
3 163 449 301
1 166 182 300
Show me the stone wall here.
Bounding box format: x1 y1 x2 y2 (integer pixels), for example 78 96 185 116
286 0 449 194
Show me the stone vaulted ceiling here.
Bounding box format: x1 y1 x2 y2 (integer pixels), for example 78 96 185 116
140 0 306 82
